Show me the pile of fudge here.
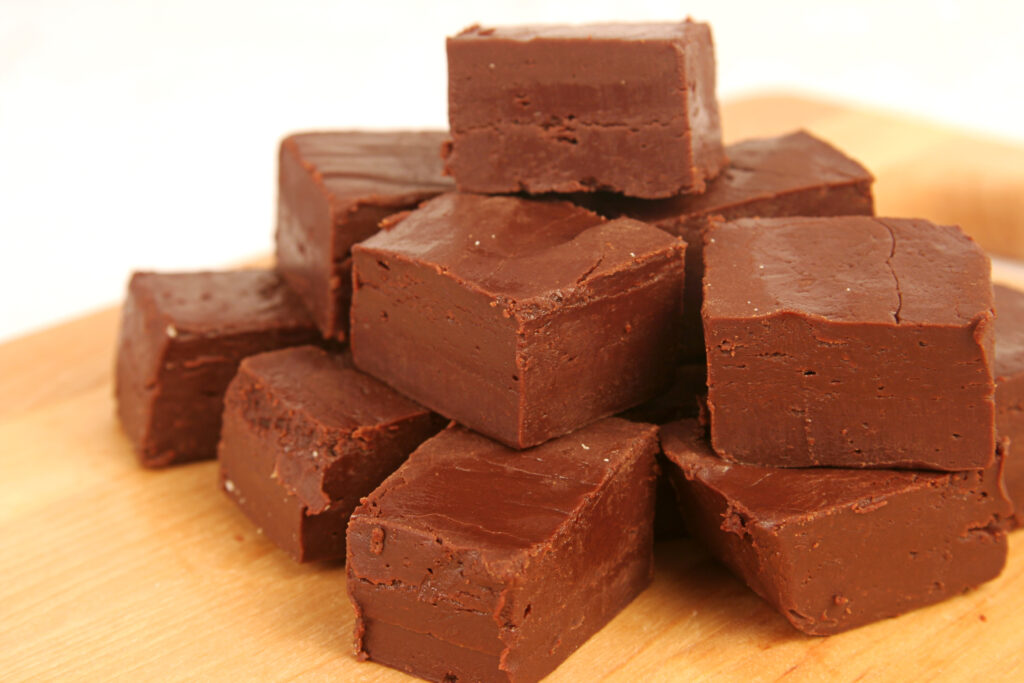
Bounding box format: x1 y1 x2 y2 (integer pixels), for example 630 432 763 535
114 19 1024 683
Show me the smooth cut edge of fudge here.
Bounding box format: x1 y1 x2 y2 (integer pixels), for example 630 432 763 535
995 283 1024 526
661 419 1011 636
114 269 321 468
347 418 659 682
350 193 686 448
445 20 726 198
217 345 445 562
276 130 452 340
703 216 996 470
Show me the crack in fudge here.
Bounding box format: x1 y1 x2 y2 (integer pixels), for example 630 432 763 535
587 130 874 359
995 283 1024 526
217 346 444 562
350 192 685 449
347 418 659 682
444 20 726 198
276 131 453 341
115 270 321 467
662 419 1011 636
704 216 995 469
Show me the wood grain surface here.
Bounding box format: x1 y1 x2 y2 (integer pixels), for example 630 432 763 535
3 96 1024 682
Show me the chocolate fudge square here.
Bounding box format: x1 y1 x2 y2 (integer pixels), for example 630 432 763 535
444 20 726 199
995 283 1024 525
276 131 453 341
115 270 321 467
662 420 1010 636
347 418 659 682
590 130 874 359
350 193 685 449
705 216 995 470
217 346 444 562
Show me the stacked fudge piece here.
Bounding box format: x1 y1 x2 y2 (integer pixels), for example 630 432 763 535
660 215 1012 635
110 14 1024 683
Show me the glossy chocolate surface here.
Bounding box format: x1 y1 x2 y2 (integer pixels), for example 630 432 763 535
589 131 874 359
114 270 321 467
217 346 444 562
347 418 659 682
444 20 725 198
662 420 1010 636
350 192 685 449
276 131 452 340
995 283 1024 525
705 216 995 469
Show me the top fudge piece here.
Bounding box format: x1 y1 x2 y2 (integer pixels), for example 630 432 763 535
444 20 726 199
590 130 875 359
350 193 685 449
705 216 995 470
115 269 321 467
276 131 453 340
347 418 659 683
995 284 1024 523
661 420 1010 636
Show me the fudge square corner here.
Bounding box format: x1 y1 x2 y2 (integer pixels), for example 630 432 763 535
349 192 686 450
703 216 995 470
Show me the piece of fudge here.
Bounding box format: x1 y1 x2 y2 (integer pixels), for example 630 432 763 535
444 20 726 199
662 419 1010 636
347 418 659 682
217 346 444 562
995 283 1024 525
350 192 685 449
588 130 874 359
276 131 453 341
115 270 322 467
705 216 995 470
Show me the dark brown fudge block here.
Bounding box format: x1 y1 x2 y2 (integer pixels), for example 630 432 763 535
662 420 1011 636
705 216 995 469
276 131 453 340
995 283 1024 525
350 193 685 449
115 270 321 467
347 418 659 682
217 346 444 562
589 130 874 359
444 21 726 199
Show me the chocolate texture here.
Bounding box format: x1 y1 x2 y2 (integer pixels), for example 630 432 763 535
217 346 444 562
589 130 874 359
444 21 726 198
662 419 1011 636
350 192 685 449
995 283 1024 525
347 418 659 682
276 131 453 341
114 270 321 467
704 216 995 469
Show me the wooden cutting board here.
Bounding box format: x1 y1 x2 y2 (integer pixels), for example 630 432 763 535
3 96 1024 682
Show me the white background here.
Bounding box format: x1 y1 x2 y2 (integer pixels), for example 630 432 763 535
2 0 1022 342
